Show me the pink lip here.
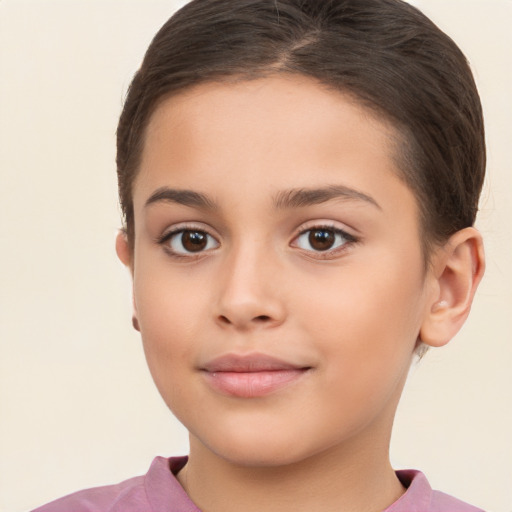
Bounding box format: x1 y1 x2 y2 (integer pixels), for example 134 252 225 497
201 354 311 398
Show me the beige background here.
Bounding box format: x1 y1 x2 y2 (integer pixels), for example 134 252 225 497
0 1 510 511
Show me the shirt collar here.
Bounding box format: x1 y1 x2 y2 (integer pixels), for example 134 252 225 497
383 470 432 511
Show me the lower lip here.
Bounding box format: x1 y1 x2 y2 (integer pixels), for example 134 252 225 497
202 369 309 398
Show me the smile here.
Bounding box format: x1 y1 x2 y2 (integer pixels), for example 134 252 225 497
201 353 311 398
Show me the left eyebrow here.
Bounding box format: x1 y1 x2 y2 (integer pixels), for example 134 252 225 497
144 187 218 210
273 185 381 210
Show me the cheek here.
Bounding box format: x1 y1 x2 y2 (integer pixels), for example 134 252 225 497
301 268 423 432
134 251 204 332
294 254 425 369
133 264 201 384
136 299 200 419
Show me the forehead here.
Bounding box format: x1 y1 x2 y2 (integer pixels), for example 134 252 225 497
134 75 417 224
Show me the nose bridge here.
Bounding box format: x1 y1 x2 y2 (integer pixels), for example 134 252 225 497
215 236 285 329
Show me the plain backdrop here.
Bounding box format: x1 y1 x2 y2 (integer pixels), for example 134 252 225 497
0 1 511 511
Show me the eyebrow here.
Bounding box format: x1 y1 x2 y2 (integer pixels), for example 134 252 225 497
273 185 381 210
144 184 380 211
144 187 217 210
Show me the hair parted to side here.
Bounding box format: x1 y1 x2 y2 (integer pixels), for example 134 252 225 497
116 0 485 258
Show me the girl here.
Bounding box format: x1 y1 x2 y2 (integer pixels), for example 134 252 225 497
32 0 489 510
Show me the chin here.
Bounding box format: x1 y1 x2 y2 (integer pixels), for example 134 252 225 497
195 424 329 469
217 446 310 468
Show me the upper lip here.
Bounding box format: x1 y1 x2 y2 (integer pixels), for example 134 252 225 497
201 353 309 373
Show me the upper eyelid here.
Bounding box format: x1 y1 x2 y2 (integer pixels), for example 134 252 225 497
293 220 358 238
157 222 219 242
292 226 357 245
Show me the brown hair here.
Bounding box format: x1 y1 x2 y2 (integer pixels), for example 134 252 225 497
116 0 485 257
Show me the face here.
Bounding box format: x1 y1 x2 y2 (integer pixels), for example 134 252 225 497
127 76 435 467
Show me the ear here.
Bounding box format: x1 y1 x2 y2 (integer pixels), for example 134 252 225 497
115 230 132 269
115 230 140 331
420 227 485 347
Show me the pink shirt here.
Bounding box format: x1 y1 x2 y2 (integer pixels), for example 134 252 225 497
32 456 484 512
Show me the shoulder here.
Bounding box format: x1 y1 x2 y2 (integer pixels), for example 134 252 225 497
386 470 485 512
31 474 147 512
430 489 485 512
31 456 199 512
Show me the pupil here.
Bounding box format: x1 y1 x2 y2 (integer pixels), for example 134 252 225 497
182 231 207 252
309 229 335 251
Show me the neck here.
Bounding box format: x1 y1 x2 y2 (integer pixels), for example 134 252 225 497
177 426 405 512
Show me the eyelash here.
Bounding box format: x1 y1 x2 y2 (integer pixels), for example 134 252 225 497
157 223 359 260
291 223 359 259
157 224 219 260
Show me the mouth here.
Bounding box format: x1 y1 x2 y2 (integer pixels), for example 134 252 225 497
200 353 312 398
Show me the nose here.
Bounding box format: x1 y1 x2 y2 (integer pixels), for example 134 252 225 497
214 244 286 331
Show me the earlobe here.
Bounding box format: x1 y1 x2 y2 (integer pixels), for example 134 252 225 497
115 230 132 268
420 227 485 347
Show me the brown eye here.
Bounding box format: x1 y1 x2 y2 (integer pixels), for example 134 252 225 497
308 229 336 251
293 226 355 254
181 230 208 252
166 229 219 255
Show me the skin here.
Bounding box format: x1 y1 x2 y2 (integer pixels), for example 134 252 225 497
116 75 484 512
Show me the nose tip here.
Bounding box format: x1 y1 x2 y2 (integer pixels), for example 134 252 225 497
215 277 286 330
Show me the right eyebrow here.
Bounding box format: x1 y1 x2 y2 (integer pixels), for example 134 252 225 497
144 187 217 210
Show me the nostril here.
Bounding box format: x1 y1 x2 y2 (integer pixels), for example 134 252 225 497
254 315 271 322
216 312 277 328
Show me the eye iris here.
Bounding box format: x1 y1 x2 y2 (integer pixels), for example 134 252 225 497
309 229 335 251
182 231 207 252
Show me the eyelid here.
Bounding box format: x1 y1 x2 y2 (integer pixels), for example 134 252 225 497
290 220 359 258
292 219 358 239
156 222 220 258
